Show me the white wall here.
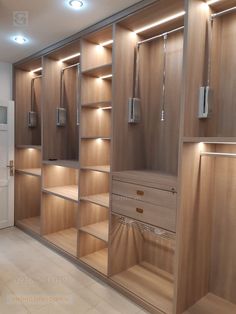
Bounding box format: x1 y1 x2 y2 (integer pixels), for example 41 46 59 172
0 62 12 100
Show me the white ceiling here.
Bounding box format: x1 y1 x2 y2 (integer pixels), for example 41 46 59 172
0 0 141 63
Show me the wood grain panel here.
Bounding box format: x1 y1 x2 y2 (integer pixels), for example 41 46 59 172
112 25 145 171
42 165 78 188
210 145 236 304
79 170 109 197
80 139 110 167
80 107 111 138
81 39 112 72
174 143 215 314
183 0 209 137
139 30 183 174
81 75 112 104
207 13 236 137
42 57 79 160
78 231 107 257
41 194 78 235
15 148 41 169
15 69 41 146
15 173 41 221
79 201 108 227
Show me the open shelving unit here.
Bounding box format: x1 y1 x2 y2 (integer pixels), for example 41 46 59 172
13 0 236 313
41 194 78 257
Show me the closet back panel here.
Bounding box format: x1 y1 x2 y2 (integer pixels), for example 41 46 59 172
206 12 236 137
15 69 41 146
139 31 183 174
43 58 78 160
15 174 41 221
210 145 236 304
112 25 145 172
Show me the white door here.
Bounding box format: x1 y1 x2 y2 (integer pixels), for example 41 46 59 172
0 100 14 229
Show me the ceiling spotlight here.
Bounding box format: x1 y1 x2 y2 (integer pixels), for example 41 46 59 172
13 35 27 44
69 0 83 9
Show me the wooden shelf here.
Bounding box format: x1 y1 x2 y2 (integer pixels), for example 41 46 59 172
17 216 41 234
16 145 41 150
183 137 236 144
80 165 110 173
16 168 41 177
82 63 112 78
80 220 108 242
185 293 236 314
81 101 112 109
112 262 174 314
44 228 77 257
81 137 111 140
43 185 78 202
81 193 109 208
80 248 108 275
43 160 79 169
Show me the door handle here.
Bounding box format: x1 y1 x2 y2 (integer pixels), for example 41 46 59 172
6 160 14 176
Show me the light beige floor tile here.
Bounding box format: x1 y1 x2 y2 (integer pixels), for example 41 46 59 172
90 282 142 314
0 285 29 314
0 228 148 314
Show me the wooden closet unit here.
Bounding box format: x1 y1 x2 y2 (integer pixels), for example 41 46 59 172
13 0 236 313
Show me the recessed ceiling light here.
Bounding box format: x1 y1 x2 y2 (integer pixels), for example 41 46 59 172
69 0 83 9
13 35 27 44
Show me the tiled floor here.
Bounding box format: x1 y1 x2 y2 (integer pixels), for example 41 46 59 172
0 227 148 314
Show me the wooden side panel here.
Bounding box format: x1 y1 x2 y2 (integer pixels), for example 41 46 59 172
174 143 215 314
183 0 209 137
15 174 41 221
41 194 77 235
112 25 145 172
210 145 236 304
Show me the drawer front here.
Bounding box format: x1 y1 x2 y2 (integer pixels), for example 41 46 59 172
112 195 176 232
112 180 176 209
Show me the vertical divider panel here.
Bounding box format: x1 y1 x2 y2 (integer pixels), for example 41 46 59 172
174 142 215 314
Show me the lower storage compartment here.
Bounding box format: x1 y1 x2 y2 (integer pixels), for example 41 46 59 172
109 214 175 314
15 173 41 234
41 194 78 256
78 232 108 275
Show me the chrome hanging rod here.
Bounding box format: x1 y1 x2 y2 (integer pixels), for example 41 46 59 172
61 62 80 72
201 152 236 158
211 6 236 19
137 26 184 46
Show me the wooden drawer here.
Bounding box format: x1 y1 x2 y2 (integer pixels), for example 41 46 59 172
112 195 176 232
112 180 177 209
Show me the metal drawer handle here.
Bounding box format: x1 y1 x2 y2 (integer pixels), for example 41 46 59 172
136 190 144 196
136 208 143 214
